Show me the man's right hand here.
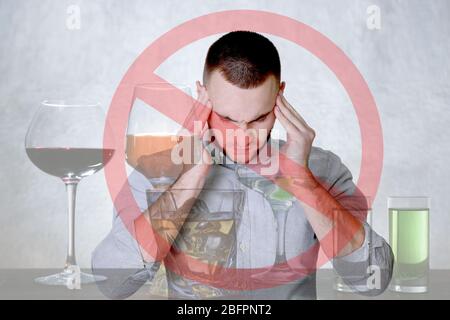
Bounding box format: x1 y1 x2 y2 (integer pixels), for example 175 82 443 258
134 81 214 263
174 80 213 182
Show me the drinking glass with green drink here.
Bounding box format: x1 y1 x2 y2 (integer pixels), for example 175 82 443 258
388 196 430 293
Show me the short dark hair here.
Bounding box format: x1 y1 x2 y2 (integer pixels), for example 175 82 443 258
203 31 281 89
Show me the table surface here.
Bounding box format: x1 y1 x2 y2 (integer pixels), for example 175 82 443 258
0 269 449 300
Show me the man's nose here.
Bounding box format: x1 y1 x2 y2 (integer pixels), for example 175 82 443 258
234 122 258 142
236 121 248 130
236 122 258 138
236 121 255 130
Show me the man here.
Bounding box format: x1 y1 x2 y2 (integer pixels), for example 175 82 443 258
92 31 393 299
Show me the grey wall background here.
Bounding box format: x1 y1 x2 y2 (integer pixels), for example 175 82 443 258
1 0 449 268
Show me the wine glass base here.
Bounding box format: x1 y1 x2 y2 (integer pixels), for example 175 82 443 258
252 264 298 286
334 280 354 293
150 177 176 190
34 269 106 286
389 284 428 293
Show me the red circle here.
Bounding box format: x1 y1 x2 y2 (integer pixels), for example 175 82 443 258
103 10 383 290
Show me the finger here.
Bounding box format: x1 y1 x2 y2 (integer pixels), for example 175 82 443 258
194 96 213 136
275 95 306 131
276 94 311 132
196 87 207 104
195 81 204 96
277 94 307 126
280 93 311 129
200 101 213 134
192 85 210 121
181 86 210 135
274 105 299 137
194 81 209 109
195 95 212 125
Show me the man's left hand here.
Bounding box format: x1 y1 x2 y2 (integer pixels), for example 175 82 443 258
274 92 316 170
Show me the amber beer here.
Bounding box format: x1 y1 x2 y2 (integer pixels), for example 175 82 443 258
126 134 184 180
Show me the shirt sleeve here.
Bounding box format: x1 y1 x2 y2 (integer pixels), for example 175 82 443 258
324 150 394 296
91 171 161 299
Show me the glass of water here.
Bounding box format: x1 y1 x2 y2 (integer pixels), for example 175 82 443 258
333 196 372 293
388 196 430 293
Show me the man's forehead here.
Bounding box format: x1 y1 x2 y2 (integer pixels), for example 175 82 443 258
207 70 278 92
207 71 278 112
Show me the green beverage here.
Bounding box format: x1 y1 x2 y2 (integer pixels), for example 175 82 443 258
238 175 294 210
388 197 430 293
270 186 294 202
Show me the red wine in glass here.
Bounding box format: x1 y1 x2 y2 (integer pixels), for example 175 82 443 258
26 147 114 180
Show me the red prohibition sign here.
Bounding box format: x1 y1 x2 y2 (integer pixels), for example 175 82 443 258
103 10 383 290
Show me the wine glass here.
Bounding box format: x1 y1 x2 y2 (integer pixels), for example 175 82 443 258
126 83 195 191
25 100 114 286
235 162 295 283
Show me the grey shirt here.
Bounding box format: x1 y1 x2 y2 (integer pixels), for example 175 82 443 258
91 142 394 299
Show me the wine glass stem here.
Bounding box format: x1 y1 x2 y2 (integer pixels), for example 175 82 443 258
274 208 289 264
64 181 79 267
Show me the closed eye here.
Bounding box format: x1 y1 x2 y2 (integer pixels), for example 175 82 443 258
216 111 270 124
218 114 238 123
253 114 269 122
249 112 271 124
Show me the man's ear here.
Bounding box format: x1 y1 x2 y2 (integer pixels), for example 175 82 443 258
279 81 286 94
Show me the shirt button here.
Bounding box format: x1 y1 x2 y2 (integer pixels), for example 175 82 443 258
239 242 247 252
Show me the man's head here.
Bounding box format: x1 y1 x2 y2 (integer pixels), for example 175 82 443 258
201 31 284 163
